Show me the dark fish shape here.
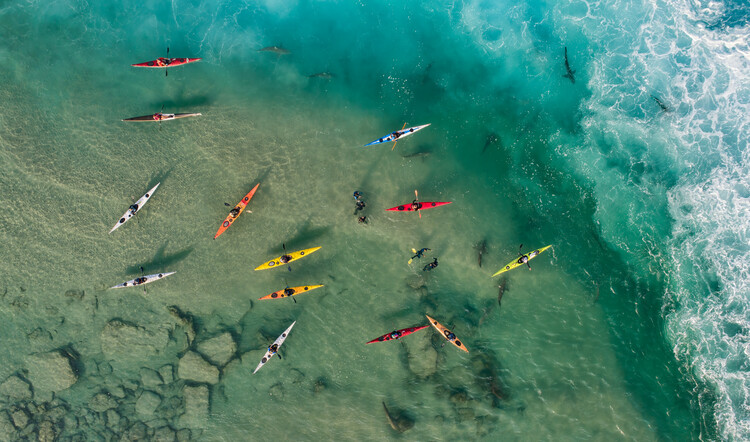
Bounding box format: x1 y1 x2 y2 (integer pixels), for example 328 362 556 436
308 72 333 79
650 95 672 112
498 278 507 306
258 46 290 55
382 402 414 433
477 239 487 267
481 133 499 154
563 47 576 83
401 150 432 159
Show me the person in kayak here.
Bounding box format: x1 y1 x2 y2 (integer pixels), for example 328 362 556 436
283 287 295 297
444 330 457 341
133 276 148 285
355 199 366 211
128 203 139 215
392 131 402 140
353 191 362 200
268 343 282 359
229 207 240 217
423 258 438 271
518 254 531 270
390 330 402 340
411 200 422 211
358 216 367 224
411 248 430 260
280 254 292 264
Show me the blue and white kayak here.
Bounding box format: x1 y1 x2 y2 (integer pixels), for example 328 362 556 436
364 124 431 147
110 182 160 233
254 321 296 374
110 271 176 289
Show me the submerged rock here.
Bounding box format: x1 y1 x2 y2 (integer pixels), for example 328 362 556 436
404 332 438 378
178 352 219 384
0 375 32 401
406 274 426 290
89 392 118 412
10 408 29 430
196 333 237 367
176 428 192 442
313 377 327 394
158 365 174 384
25 350 78 393
37 419 56 442
135 391 162 417
140 367 163 387
180 385 209 428
0 411 15 440
101 320 170 358
153 426 176 442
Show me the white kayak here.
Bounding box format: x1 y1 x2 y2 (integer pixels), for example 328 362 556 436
364 124 430 146
110 271 176 289
110 182 160 233
254 321 296 374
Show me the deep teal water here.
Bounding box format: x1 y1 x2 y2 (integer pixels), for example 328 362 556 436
1 0 748 440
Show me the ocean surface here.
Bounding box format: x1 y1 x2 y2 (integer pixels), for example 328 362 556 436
0 0 748 440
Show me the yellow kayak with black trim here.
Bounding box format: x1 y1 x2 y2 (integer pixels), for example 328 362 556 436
426 314 468 353
491 245 552 277
254 247 322 271
259 284 324 300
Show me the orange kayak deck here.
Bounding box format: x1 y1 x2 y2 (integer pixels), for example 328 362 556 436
214 183 260 239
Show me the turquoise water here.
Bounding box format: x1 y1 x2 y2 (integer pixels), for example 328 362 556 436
1 0 748 440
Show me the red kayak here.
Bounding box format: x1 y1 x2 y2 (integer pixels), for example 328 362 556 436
386 201 452 212
132 57 201 68
366 325 429 344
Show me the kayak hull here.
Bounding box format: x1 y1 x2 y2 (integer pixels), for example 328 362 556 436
132 57 202 68
123 113 201 122
255 247 322 271
491 245 552 277
364 124 431 147
110 182 160 233
259 284 324 300
254 321 296 374
366 324 429 344
426 314 468 352
386 201 452 212
110 271 176 289
214 183 260 239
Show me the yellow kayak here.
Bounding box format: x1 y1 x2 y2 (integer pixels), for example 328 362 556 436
491 245 552 277
259 284 324 300
254 247 322 271
426 314 468 353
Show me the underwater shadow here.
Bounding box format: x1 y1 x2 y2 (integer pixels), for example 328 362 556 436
126 242 194 274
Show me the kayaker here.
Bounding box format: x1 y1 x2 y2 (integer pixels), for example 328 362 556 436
353 191 362 200
283 287 295 297
280 254 292 264
392 131 401 140
355 200 366 211
133 276 147 285
423 258 438 271
152 113 163 121
390 330 401 340
411 200 422 211
358 216 367 224
444 330 456 341
268 343 282 359
518 254 531 270
411 248 430 260
128 203 139 214
229 207 240 217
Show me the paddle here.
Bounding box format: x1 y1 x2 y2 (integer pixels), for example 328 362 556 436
165 47 169 77
282 243 292 272
408 248 417 264
282 278 297 304
140 266 147 295
414 189 421 218
392 122 407 151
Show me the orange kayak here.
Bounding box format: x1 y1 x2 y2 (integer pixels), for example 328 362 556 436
214 183 260 239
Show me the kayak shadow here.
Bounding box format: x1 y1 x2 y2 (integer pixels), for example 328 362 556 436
126 242 194 274
269 220 331 254
150 166 175 189
151 84 216 110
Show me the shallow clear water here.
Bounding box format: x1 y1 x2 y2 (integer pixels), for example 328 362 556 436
1 0 748 440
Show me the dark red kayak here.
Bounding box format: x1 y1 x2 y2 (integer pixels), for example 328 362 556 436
386 201 452 212
132 57 201 68
366 325 429 344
